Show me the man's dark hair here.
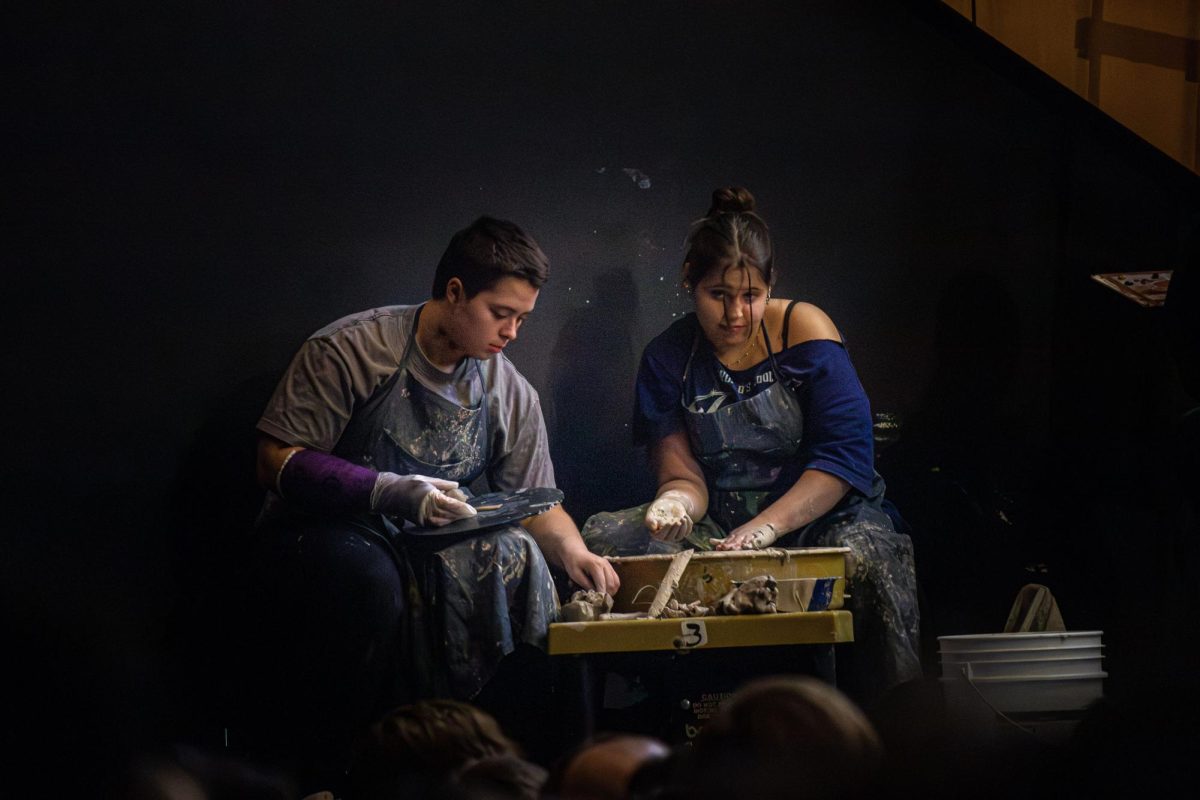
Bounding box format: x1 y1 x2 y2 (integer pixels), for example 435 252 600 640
431 216 549 299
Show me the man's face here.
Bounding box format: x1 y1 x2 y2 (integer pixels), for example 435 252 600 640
445 275 539 359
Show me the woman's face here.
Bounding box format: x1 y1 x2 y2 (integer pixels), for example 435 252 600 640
690 264 770 351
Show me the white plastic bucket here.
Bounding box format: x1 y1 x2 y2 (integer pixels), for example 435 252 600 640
938 643 1103 664
938 631 1105 715
938 631 1102 652
940 654 1104 679
940 670 1107 714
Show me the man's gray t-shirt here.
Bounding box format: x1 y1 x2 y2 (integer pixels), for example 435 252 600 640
257 304 555 492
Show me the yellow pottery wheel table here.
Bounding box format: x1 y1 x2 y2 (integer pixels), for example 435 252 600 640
549 609 854 655
549 610 854 746
548 548 856 746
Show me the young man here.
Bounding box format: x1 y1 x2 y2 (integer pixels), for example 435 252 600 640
245 216 617 782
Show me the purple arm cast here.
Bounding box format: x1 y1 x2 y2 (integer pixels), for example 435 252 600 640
277 449 378 515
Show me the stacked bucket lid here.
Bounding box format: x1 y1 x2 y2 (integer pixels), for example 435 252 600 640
938 631 1106 716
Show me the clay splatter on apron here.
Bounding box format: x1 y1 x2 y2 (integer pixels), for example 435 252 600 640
311 307 561 700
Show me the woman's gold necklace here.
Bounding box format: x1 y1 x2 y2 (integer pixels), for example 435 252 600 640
727 328 762 368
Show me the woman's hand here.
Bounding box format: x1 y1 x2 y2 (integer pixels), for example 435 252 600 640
648 433 709 541
714 471 852 550
644 490 695 542
713 521 780 550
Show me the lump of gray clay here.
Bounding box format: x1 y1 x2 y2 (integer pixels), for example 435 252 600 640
660 598 711 618
715 575 778 615
559 602 597 622
559 589 614 622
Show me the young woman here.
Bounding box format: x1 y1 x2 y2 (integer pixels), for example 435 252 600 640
582 188 920 703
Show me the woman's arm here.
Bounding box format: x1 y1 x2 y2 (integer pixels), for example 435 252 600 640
644 430 710 542
715 301 856 549
713 469 850 550
653 429 708 512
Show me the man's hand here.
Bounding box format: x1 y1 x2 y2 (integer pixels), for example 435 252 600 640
371 473 477 527
524 505 621 595
713 520 780 551
560 548 621 595
644 489 695 543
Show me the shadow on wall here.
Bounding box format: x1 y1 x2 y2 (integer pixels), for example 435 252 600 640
878 270 1058 645
548 264 649 525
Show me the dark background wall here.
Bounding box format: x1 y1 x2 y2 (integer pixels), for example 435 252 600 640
7 0 1198 770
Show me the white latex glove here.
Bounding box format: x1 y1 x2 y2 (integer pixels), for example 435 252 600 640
713 521 779 551
644 490 695 543
370 473 478 527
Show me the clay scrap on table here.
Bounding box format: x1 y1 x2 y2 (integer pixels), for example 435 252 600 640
559 589 614 622
659 598 711 618
715 574 778 615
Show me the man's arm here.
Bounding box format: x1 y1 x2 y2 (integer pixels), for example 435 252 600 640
484 366 619 593
523 505 620 595
256 433 474 525
257 433 303 491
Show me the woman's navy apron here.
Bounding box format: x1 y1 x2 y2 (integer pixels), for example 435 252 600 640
679 310 886 544
681 315 808 537
685 314 921 701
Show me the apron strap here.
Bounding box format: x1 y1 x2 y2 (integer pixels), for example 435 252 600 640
684 307 790 387
408 302 488 408
780 298 802 349
761 315 783 379
682 329 701 384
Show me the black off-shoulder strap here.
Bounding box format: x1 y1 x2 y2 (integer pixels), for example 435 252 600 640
780 299 802 348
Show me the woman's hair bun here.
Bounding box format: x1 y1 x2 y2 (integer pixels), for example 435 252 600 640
706 186 756 216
